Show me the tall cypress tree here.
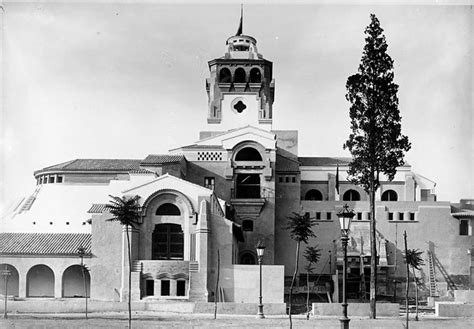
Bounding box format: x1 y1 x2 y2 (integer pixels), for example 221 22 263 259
344 14 411 319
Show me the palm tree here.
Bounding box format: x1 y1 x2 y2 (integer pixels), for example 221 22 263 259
303 246 321 320
404 248 425 321
77 246 89 320
283 212 317 329
106 194 141 329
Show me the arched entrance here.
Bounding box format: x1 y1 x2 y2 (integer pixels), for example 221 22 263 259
0 264 19 297
62 265 90 298
27 264 54 297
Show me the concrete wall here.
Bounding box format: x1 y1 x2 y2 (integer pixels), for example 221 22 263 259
435 302 474 317
219 265 284 303
90 213 123 301
0 300 287 315
312 302 399 316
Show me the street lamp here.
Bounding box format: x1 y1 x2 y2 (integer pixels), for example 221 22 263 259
337 204 355 329
256 240 266 319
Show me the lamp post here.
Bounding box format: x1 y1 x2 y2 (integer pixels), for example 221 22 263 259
337 204 355 329
1 266 11 319
256 240 266 319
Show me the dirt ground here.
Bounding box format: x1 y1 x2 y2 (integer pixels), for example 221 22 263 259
1 312 473 329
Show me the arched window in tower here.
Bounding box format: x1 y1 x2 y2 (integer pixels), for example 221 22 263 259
343 189 361 201
305 189 323 201
381 190 398 201
234 68 246 83
219 68 231 83
249 68 262 83
156 203 181 216
152 223 184 260
235 147 263 161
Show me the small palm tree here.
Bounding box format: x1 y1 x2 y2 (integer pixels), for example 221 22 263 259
77 246 89 320
283 212 317 329
303 246 321 320
106 194 141 329
404 248 425 321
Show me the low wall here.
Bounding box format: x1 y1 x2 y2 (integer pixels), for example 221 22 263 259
0 299 286 315
435 302 474 317
454 290 474 304
220 265 284 303
312 303 399 317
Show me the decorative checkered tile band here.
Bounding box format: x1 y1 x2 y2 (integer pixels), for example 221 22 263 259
197 152 223 161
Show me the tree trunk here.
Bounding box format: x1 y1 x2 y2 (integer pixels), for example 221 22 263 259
214 250 220 320
288 241 300 329
80 257 88 320
306 271 310 320
369 173 377 319
126 225 132 329
413 267 419 321
404 231 409 329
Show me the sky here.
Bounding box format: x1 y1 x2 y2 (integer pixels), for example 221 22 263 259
0 1 472 211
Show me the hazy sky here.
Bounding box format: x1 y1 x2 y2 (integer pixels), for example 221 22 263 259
0 1 472 211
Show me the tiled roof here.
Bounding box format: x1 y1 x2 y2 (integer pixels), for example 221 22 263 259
298 157 352 166
451 210 474 218
179 144 224 150
0 233 91 255
88 204 108 213
141 154 184 165
128 169 156 174
36 159 142 174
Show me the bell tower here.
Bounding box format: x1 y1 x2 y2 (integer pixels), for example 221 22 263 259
205 13 275 131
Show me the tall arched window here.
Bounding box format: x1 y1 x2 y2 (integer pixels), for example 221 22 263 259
249 68 262 83
219 68 231 83
305 189 323 201
234 68 246 83
343 189 361 201
156 203 181 216
152 224 184 260
235 147 263 161
381 190 398 201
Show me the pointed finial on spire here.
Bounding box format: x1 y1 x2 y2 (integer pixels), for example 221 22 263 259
236 4 243 36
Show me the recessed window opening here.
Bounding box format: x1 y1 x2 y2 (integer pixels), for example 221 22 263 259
249 68 262 83
388 212 394 221
204 177 215 190
399 213 404 221
381 190 398 201
410 213 415 221
242 220 254 231
176 280 186 296
235 147 262 161
343 189 361 201
57 175 63 183
460 220 468 236
234 68 246 83
152 224 184 260
240 252 256 264
146 280 154 296
161 280 170 296
235 174 260 199
219 68 231 83
305 189 323 201
156 203 181 216
357 213 362 220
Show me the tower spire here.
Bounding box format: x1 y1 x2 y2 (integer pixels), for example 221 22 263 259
236 4 243 36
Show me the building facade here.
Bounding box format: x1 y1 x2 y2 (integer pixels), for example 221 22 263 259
1 23 473 305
